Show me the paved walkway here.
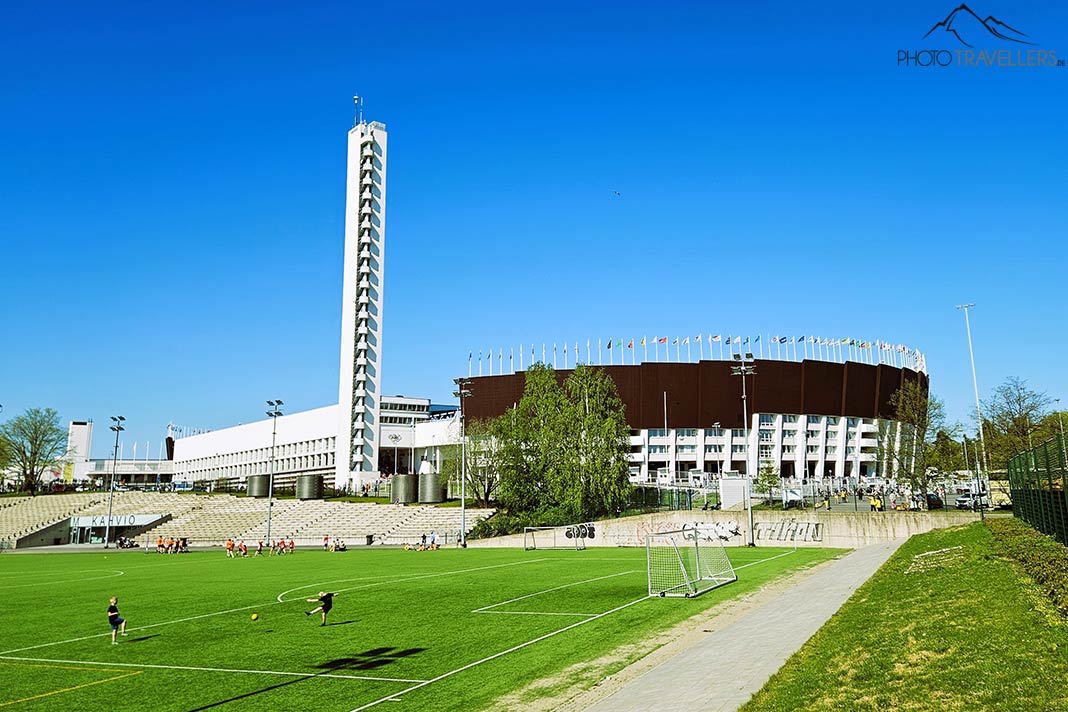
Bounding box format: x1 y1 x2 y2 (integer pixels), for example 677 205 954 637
583 539 906 712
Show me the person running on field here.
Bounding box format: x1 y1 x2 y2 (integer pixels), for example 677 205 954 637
305 591 337 626
107 596 127 644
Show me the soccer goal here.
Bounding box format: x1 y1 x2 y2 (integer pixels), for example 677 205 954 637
647 527 737 598
523 523 594 551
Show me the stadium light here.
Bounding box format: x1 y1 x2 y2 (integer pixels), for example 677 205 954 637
730 353 756 546
956 304 989 493
1056 399 1067 474
453 378 472 548
266 400 284 543
104 415 125 549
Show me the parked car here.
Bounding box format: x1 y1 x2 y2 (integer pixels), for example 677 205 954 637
926 492 944 510
955 493 989 510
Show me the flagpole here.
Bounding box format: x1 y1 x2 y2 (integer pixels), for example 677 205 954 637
586 340 591 365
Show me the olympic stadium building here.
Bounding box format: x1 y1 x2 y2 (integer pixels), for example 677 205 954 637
461 358 928 488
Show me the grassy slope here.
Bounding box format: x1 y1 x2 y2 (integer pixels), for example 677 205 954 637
0 545 839 711
741 522 1068 712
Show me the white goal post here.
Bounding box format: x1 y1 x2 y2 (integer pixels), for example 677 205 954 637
647 527 737 598
523 523 595 551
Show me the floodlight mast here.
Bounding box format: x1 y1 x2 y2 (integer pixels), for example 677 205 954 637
104 416 125 548
453 378 472 547
731 353 756 546
265 400 284 543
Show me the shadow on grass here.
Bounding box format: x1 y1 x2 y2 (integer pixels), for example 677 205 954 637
125 635 160 643
186 647 428 710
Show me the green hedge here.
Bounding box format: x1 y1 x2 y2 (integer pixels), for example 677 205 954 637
987 516 1068 617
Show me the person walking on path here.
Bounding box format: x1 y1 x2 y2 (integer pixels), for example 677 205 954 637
305 591 337 626
107 596 127 644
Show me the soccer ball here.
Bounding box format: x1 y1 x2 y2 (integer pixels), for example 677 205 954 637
251 613 259 621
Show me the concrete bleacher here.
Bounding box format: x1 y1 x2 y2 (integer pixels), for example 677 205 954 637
0 493 103 542
2 492 496 549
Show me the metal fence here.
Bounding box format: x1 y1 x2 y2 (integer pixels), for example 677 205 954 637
1007 433 1068 544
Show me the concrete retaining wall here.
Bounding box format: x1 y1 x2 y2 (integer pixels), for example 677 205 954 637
466 509 982 550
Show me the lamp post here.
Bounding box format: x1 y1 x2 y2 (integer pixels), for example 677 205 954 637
104 415 125 548
265 399 284 544
1056 399 1067 471
956 304 989 486
731 353 756 546
453 378 472 548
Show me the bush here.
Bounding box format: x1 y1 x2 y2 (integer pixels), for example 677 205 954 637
468 506 581 539
986 517 1068 617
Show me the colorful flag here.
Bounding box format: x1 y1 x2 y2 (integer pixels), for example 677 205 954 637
627 340 634 348
672 337 678 345
641 336 647 345
695 334 702 342
712 335 722 342
607 340 613 350
754 335 760 343
733 336 741 344
658 336 668 344
615 339 623 348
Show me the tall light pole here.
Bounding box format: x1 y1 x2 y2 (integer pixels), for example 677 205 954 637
956 304 989 488
453 378 472 548
265 399 284 544
104 415 125 548
731 353 756 546
1056 399 1067 470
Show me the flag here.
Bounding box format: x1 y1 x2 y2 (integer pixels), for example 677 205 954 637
607 340 613 350
615 339 623 348
733 336 741 344
672 337 678 345
789 336 795 343
712 335 721 342
695 334 702 342
627 340 633 348
754 335 760 343
658 336 667 344
682 337 689 344
743 336 749 345
641 336 646 345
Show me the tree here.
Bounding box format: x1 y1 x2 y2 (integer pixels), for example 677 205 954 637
754 462 781 506
883 381 945 509
0 407 68 495
439 418 500 507
495 363 632 522
983 376 1052 465
929 428 966 475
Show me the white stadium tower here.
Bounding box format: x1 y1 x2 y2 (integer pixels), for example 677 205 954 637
337 99 387 486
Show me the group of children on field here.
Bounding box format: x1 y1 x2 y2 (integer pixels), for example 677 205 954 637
225 537 294 557
155 536 188 554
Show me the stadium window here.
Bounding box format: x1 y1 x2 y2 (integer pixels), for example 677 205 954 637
806 445 819 453
827 430 838 439
731 428 745 438
759 445 773 458
806 430 819 439
676 428 696 438
731 444 747 453
828 417 839 425
847 418 858 427
759 414 774 425
648 429 667 438
827 446 838 454
759 430 774 442
783 445 796 454
807 415 821 424
704 428 723 437
783 415 798 423
649 445 667 454
678 445 697 454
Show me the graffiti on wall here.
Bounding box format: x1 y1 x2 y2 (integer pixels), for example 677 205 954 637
754 519 823 542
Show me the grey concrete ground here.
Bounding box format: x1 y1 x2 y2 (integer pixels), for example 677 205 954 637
583 539 906 712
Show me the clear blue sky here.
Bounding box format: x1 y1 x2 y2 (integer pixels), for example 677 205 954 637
1 1 1065 458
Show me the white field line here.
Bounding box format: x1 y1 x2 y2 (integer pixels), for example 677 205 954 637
474 611 597 617
276 559 549 602
732 548 800 572
1 559 550 656
0 655 426 683
0 600 278 655
0 571 125 590
348 595 651 712
472 571 637 613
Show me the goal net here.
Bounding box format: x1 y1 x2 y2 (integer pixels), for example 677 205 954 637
647 527 737 598
523 523 594 551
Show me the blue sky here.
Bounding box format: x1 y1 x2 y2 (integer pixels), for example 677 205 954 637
1 0 1065 458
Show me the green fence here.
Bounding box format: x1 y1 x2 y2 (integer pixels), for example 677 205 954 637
1007 434 1068 544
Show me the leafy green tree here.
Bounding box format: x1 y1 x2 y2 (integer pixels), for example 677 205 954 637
754 462 780 506
884 381 945 509
439 418 499 507
494 363 632 522
0 407 68 495
983 377 1052 465
929 428 966 475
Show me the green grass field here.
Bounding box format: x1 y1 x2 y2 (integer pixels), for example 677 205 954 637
0 544 839 711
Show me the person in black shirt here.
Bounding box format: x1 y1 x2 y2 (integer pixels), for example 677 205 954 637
305 591 337 626
107 596 127 644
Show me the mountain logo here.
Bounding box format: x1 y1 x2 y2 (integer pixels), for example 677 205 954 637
923 4 1036 47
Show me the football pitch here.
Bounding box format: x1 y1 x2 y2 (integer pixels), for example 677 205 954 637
0 545 841 711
